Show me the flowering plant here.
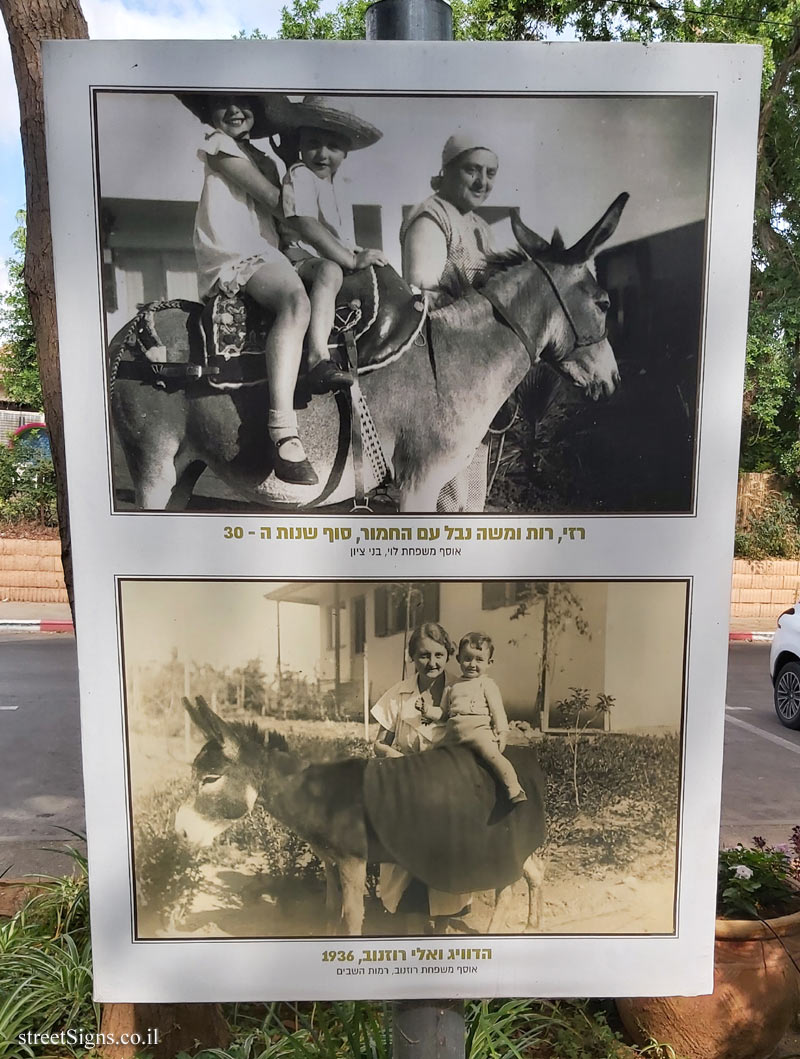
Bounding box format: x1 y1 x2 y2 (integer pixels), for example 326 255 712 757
717 828 800 919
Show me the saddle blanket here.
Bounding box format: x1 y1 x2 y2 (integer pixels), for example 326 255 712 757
363 744 546 893
201 264 426 383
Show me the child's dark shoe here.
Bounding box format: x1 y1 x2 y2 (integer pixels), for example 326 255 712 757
273 436 319 486
510 789 528 805
307 360 354 394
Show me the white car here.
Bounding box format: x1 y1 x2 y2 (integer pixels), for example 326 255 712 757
770 606 800 729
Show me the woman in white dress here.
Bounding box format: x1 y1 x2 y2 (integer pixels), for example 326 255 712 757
401 133 500 511
372 621 472 929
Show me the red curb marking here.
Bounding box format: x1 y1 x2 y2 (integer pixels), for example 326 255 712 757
729 632 753 641
40 620 74 633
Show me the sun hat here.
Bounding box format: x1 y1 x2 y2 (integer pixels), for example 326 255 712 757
441 132 498 169
176 92 288 140
264 95 383 151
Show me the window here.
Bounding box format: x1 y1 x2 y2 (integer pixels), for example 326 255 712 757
352 596 366 655
353 204 383 251
482 582 531 610
374 583 439 637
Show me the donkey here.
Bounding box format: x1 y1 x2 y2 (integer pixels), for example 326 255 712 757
175 696 547 936
110 194 628 513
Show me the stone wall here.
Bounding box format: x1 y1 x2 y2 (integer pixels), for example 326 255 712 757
731 558 800 620
1 539 797 621
0 537 68 604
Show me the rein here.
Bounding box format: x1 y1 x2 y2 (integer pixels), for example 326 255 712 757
478 257 607 362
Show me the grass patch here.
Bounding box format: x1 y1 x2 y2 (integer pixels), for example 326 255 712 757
0 847 98 1058
2 858 675 1058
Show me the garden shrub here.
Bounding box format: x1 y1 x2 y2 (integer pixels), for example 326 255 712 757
133 778 203 925
0 441 58 528
538 733 680 866
735 493 800 559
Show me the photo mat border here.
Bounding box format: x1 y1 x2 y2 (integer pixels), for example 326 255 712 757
117 574 690 945
93 87 716 519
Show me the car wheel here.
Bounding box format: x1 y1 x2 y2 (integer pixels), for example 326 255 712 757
774 660 800 729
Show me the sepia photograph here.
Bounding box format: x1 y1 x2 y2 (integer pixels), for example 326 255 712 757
120 577 687 939
99 90 712 516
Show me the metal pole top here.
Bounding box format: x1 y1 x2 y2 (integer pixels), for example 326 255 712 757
365 0 453 41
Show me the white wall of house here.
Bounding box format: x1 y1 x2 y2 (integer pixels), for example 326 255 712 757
296 580 685 730
604 580 687 731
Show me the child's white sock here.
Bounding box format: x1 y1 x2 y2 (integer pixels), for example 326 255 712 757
267 409 299 444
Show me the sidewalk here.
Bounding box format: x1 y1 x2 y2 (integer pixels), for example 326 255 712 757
0 601 785 639
728 614 779 642
0 600 73 632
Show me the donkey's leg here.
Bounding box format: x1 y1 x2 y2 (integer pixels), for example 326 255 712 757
398 460 470 514
130 435 183 510
166 458 207 512
522 852 546 932
321 856 342 933
487 881 517 934
338 855 368 936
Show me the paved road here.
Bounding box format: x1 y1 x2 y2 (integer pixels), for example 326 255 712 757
1 633 798 875
722 641 800 847
0 632 84 875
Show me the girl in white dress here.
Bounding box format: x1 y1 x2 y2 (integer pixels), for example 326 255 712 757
181 93 317 486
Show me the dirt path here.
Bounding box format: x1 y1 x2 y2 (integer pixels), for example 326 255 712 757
140 846 676 939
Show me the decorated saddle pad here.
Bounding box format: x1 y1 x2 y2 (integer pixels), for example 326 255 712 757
200 264 426 380
363 744 546 893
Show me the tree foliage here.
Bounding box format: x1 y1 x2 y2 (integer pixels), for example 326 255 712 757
0 210 42 409
272 0 800 486
275 0 510 40
476 0 800 483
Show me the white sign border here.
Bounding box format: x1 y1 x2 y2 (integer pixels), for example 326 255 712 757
42 39 761 1001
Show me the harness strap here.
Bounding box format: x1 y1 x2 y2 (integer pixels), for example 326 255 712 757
344 331 368 511
530 258 608 349
478 285 540 365
115 361 219 382
301 390 352 509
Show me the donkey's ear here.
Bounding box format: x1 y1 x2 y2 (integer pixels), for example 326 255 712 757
183 696 241 759
550 229 565 252
510 208 551 258
183 695 215 738
565 192 629 264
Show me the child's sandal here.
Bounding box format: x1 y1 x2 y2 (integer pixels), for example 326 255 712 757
273 436 319 486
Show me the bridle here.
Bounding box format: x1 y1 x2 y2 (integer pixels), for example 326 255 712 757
478 256 608 363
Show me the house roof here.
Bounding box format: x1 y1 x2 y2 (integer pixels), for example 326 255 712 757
263 583 331 605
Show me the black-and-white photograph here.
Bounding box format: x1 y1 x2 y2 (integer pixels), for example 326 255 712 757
100 91 711 515
121 577 687 939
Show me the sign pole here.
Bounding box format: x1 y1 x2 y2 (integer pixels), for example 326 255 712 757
363 13 464 1059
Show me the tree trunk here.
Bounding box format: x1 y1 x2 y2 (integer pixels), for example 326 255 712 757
0 0 90 616
0 6 230 1051
98 1002 231 1059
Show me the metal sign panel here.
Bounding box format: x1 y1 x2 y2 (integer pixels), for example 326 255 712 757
42 39 761 1000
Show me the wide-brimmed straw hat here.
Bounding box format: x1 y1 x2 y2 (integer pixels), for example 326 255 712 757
176 92 289 140
263 94 382 151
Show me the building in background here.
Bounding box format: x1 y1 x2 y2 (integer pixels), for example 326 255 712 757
264 580 687 733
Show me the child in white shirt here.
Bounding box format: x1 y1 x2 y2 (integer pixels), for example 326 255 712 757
180 93 317 485
280 96 389 389
441 631 527 804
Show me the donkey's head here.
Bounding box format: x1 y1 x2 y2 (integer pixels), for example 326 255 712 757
175 696 288 847
506 192 629 401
